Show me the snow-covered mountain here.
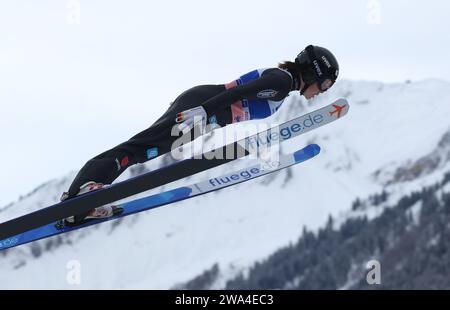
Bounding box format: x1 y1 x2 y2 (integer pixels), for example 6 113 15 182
1 78 450 289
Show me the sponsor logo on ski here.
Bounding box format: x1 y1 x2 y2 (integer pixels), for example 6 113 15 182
208 161 281 187
245 113 324 150
329 104 347 118
0 237 19 248
244 103 347 151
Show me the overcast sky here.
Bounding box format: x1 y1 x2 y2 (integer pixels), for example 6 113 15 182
0 0 449 207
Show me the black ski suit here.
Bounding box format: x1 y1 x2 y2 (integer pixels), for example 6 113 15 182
66 67 298 198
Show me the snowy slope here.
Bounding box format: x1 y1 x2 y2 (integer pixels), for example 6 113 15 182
1 78 450 289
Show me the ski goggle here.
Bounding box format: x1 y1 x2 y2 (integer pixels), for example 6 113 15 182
319 78 334 92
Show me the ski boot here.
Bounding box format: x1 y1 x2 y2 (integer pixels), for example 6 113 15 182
58 182 124 228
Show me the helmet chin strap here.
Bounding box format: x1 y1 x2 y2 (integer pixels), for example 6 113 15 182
300 83 309 95
299 74 309 95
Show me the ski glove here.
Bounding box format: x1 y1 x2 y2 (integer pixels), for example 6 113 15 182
175 106 207 135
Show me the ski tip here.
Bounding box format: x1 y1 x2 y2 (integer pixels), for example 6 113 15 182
305 144 321 157
328 98 350 118
293 144 321 163
333 98 349 108
334 97 348 104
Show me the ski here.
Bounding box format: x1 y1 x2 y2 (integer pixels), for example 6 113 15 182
0 144 320 251
0 98 349 240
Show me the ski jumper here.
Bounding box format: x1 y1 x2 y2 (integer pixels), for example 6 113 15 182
67 68 297 198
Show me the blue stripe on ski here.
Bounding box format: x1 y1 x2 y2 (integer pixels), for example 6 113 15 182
294 144 321 163
0 144 320 251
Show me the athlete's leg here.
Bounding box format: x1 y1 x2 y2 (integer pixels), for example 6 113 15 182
65 85 228 198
